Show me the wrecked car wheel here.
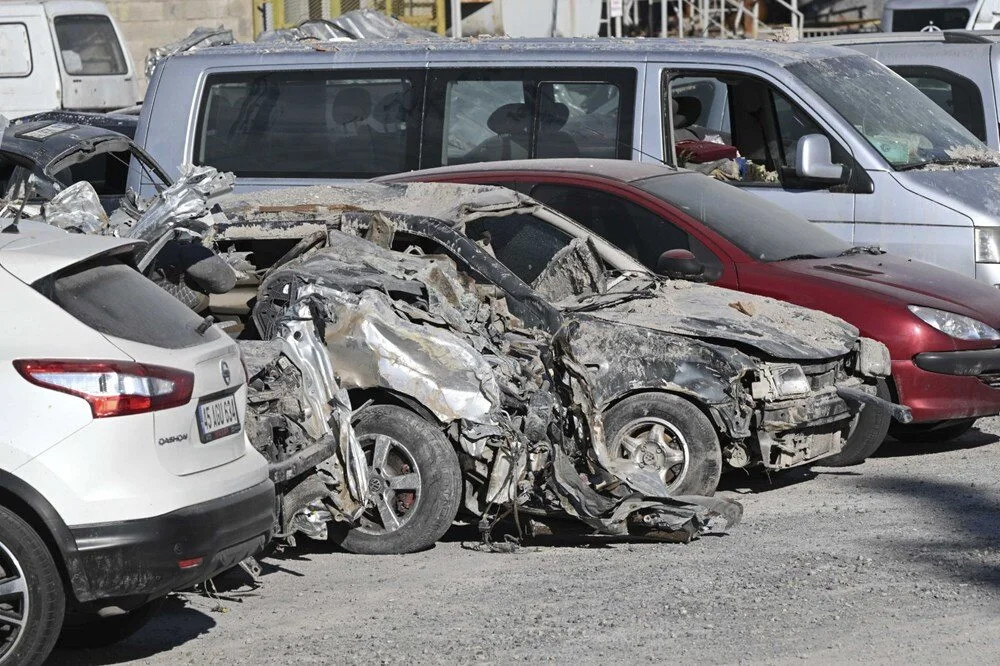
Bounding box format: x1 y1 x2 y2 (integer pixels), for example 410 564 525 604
818 379 892 467
0 506 64 666
603 393 722 496
331 405 462 554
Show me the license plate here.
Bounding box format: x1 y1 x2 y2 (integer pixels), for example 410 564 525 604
196 394 241 443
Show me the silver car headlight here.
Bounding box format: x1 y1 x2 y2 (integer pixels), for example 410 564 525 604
750 363 812 400
975 227 1000 263
772 364 811 397
908 305 1000 341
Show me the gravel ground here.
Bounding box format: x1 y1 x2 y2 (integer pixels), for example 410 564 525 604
47 418 1000 665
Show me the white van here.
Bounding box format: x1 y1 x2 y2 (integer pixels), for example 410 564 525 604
0 0 138 118
882 0 1000 31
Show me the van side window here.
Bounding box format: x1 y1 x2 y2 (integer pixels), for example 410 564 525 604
0 24 32 77
424 68 636 167
195 70 422 178
890 66 987 141
665 73 850 188
52 15 127 76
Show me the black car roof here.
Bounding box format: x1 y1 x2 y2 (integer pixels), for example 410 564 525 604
2 120 135 174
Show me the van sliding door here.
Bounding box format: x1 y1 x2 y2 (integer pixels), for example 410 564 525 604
0 18 60 118
421 67 638 168
658 67 858 244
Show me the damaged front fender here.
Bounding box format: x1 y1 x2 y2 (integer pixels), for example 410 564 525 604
556 316 757 439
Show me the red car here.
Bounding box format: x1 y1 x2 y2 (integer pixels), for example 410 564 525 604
382 158 1000 456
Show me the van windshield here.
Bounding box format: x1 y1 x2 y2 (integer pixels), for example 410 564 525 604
633 173 851 262
53 15 127 76
786 55 998 170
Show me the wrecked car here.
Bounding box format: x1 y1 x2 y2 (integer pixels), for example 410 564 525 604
3 137 750 552
386 157 1000 452
0 118 169 214
0 119 239 311
198 181 905 553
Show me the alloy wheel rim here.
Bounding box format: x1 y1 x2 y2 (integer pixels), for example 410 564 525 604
612 417 690 492
356 433 423 535
0 540 29 662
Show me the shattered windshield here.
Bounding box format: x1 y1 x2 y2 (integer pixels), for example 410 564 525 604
530 237 607 303
787 55 997 170
634 174 851 262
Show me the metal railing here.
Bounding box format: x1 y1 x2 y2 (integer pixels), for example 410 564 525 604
254 0 447 36
605 0 802 39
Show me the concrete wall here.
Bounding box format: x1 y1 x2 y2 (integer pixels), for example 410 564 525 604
105 0 254 92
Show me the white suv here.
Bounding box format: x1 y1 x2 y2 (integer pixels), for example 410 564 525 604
0 223 273 664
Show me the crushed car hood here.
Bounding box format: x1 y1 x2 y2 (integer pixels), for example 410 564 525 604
574 278 859 360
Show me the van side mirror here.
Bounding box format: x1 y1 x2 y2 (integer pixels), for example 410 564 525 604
656 249 705 280
795 134 846 184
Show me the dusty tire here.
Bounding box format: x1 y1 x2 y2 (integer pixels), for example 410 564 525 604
891 418 976 443
0 506 65 666
818 379 892 467
602 393 722 496
331 405 462 554
58 600 160 649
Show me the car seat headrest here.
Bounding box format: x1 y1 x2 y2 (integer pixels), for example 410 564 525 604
331 87 373 124
487 103 531 136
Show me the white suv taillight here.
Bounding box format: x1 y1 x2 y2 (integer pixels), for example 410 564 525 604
13 360 194 418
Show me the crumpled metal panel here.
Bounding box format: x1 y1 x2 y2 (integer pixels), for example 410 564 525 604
120 165 234 244
43 181 109 234
145 27 235 80
256 10 441 43
300 283 500 435
530 237 607 305
243 315 370 534
278 310 369 515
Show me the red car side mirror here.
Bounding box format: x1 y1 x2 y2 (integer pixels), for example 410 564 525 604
657 249 705 280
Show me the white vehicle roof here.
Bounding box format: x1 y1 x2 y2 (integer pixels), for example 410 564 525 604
0 0 113 15
0 221 140 283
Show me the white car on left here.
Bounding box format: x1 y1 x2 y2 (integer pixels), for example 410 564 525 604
0 221 273 665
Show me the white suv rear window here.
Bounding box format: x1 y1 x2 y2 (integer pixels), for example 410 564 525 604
35 258 217 349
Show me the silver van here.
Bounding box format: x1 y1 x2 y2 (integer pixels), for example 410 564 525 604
133 38 1000 285
814 31 1000 148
